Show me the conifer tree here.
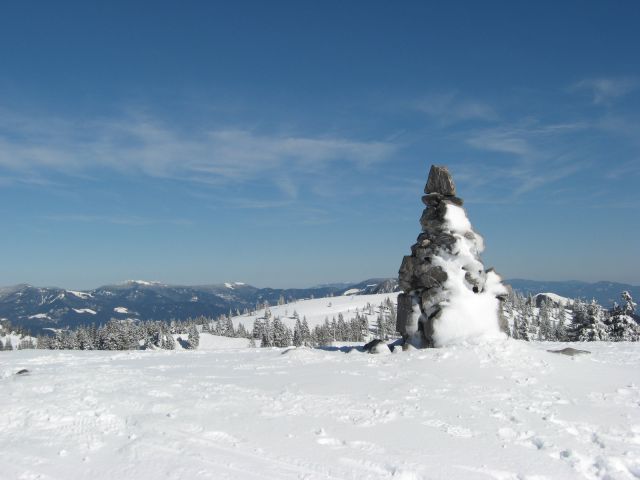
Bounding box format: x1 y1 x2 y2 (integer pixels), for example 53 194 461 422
186 324 199 349
293 319 303 347
301 317 311 346
606 291 640 341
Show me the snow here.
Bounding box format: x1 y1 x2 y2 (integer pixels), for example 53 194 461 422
429 205 507 347
1 340 638 479
224 282 234 289
535 292 573 306
124 280 160 286
67 290 93 299
28 313 50 319
113 307 129 314
231 293 399 330
72 308 96 315
198 334 252 350
343 288 361 296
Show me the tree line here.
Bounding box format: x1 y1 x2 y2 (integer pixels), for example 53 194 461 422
505 290 639 342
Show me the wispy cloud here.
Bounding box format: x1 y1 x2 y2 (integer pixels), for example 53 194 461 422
413 92 498 125
459 121 589 199
0 109 398 196
44 213 193 226
572 77 639 105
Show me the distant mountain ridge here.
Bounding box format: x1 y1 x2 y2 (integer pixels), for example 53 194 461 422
0 279 399 334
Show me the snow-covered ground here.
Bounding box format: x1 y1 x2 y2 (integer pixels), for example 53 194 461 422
232 292 398 330
1 339 638 479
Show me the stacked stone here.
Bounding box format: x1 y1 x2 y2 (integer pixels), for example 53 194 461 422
396 165 506 347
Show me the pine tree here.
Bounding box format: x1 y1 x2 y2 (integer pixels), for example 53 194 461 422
377 311 387 340
606 291 640 341
555 305 568 341
575 300 609 341
538 300 552 341
187 324 199 349
292 319 303 347
301 317 311 346
518 310 531 341
511 316 520 339
162 332 176 350
272 317 292 347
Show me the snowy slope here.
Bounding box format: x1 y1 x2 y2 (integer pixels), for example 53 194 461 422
1 340 639 479
231 292 399 330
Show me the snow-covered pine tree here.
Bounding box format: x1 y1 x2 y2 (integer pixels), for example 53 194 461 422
186 324 199 349
301 317 311 346
272 317 292 347
575 300 609 341
517 311 531 341
162 331 176 350
75 326 94 350
606 291 640 341
252 317 265 340
236 323 248 338
538 300 552 341
511 316 520 339
376 311 387 340
292 318 303 347
554 305 568 341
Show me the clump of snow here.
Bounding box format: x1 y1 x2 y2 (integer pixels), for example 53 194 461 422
28 313 50 319
113 307 129 314
224 282 234 289
430 204 507 347
72 308 96 315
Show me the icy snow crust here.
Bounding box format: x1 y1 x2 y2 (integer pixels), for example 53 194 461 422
1 340 639 479
429 204 507 347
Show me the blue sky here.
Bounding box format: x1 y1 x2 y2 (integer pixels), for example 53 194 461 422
1 1 639 289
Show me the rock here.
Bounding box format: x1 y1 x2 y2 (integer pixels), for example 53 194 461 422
396 293 413 336
415 265 447 289
397 163 507 347
15 369 30 375
547 347 591 356
425 165 456 196
363 339 390 354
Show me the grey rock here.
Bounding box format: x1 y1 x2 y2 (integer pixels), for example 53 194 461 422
415 265 447 289
425 165 456 196
396 293 413 336
363 339 390 354
547 347 591 356
444 196 464 206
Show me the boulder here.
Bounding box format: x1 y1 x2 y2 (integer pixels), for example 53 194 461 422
425 165 456 196
547 347 591 356
363 339 391 354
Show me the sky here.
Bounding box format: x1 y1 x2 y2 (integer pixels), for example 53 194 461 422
1 1 639 289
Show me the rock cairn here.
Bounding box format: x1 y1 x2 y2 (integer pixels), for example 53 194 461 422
396 165 508 347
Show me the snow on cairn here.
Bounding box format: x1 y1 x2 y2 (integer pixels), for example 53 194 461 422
397 165 508 347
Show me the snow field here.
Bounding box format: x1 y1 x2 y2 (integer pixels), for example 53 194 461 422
1 339 638 479
231 293 399 331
